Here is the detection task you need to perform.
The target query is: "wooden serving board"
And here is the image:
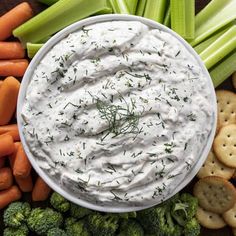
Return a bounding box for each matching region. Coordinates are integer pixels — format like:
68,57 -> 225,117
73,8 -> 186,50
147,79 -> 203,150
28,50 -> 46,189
0,0 -> 234,235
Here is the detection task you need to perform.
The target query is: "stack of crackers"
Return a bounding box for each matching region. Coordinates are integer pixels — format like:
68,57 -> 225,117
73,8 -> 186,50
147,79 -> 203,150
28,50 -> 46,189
193,88 -> 236,235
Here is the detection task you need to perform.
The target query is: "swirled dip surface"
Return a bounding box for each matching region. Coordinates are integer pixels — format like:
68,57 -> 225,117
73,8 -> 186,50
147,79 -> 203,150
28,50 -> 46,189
22,21 -> 214,206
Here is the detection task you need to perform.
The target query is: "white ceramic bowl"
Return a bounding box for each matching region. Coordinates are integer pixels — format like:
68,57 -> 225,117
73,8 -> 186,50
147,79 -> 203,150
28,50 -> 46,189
17,14 -> 217,213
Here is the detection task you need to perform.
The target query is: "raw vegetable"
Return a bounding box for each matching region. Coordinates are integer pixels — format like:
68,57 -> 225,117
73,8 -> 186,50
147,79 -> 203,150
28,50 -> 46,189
163,3 -> 171,27
0,185 -> 22,210
210,50 -> 236,87
13,0 -> 112,46
0,80 -> 3,88
3,224 -> 29,236
15,175 -> 33,193
70,202 -> 92,219
26,43 -> 43,58
0,135 -> 15,158
32,176 -> 51,201
118,219 -> 144,236
39,0 -> 59,5
9,142 -> 20,168
183,218 -> 201,236
50,192 -> 70,213
0,77 -> 20,125
3,202 -> 31,228
135,0 -> 147,16
0,168 -> 13,191
0,60 -> 29,77
0,2 -> 33,40
109,0 -> 130,14
66,220 -> 91,236
0,158 -> 5,169
126,0 -> 138,15
199,25 -> 236,69
170,0 -> 195,39
0,124 -> 20,141
47,228 -> 67,236
27,207 -> 63,235
0,42 -> 25,59
13,143 -> 31,178
144,0 -> 167,24
190,0 -> 236,46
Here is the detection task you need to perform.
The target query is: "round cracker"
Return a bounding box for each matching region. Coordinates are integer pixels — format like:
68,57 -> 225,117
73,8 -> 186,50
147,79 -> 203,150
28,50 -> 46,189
223,203 -> 236,228
216,90 -> 236,127
197,150 -> 235,180
214,124 -> 236,168
193,176 -> 236,214
233,72 -> 236,90
196,206 -> 226,229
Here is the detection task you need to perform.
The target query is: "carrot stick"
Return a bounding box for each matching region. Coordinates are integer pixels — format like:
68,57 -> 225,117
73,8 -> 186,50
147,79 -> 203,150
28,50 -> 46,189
15,174 -> 33,192
0,80 -> 3,88
0,59 -> 29,77
0,158 -> 5,168
0,42 -> 25,59
0,185 -> 21,209
0,167 -> 13,190
8,142 -> 20,168
13,143 -> 31,178
32,176 -> 51,201
0,124 -> 20,141
0,76 -> 20,125
0,134 -> 14,158
0,2 -> 33,41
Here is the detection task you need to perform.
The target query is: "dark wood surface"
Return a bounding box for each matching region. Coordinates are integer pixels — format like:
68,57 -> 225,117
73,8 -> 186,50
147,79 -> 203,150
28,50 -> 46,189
0,0 -> 234,235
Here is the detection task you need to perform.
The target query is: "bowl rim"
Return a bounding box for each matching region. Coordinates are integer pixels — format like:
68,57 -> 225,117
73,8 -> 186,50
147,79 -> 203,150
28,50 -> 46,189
17,14 -> 217,213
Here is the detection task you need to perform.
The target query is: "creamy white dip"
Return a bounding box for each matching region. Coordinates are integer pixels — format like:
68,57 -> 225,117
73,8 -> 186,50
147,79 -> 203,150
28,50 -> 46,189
22,21 -> 214,206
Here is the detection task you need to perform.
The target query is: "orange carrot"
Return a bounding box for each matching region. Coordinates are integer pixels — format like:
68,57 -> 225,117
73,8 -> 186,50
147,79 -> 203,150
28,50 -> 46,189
0,59 -> 28,77
0,80 -> 3,88
8,142 -> 20,168
15,174 -> 33,192
0,124 -> 20,141
0,42 -> 25,59
0,157 -> 5,168
0,76 -> 20,125
0,185 -> 21,209
13,143 -> 31,178
32,176 -> 51,201
0,2 -> 33,41
0,134 -> 14,158
0,167 -> 13,190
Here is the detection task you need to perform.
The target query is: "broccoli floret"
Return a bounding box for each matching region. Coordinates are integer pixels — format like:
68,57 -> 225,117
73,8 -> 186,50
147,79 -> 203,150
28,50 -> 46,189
66,219 -> 90,236
50,192 -> 70,213
171,193 -> 198,226
183,218 -> 201,236
86,213 -> 119,236
65,217 -> 77,228
27,207 -> 63,235
70,203 -> 92,219
118,219 -> 144,236
4,202 -> 31,228
117,212 -> 137,219
47,227 -> 67,236
3,224 -> 29,236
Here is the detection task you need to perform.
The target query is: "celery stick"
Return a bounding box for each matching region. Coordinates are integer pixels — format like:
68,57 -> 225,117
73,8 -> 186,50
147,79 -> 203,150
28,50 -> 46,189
170,0 -> 195,40
109,0 -> 130,14
136,0 -> 147,16
210,50 -> 236,88
163,4 -> 171,27
194,23 -> 233,54
38,0 -> 59,5
27,43 -> 44,58
190,0 -> 236,46
200,26 -> 236,69
13,0 -> 111,47
144,0 -> 166,24
126,0 -> 138,15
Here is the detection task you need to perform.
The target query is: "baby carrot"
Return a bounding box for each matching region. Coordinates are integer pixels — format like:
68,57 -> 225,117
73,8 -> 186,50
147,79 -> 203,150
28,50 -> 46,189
0,59 -> 29,77
0,124 -> 20,141
15,174 -> 33,192
0,76 -> 20,125
0,167 -> 13,190
0,80 -> 3,88
0,157 -> 5,168
8,142 -> 20,168
13,143 -> 31,178
0,134 -> 14,158
0,185 -> 21,209
32,176 -> 51,201
0,42 -> 25,59
0,2 -> 33,40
